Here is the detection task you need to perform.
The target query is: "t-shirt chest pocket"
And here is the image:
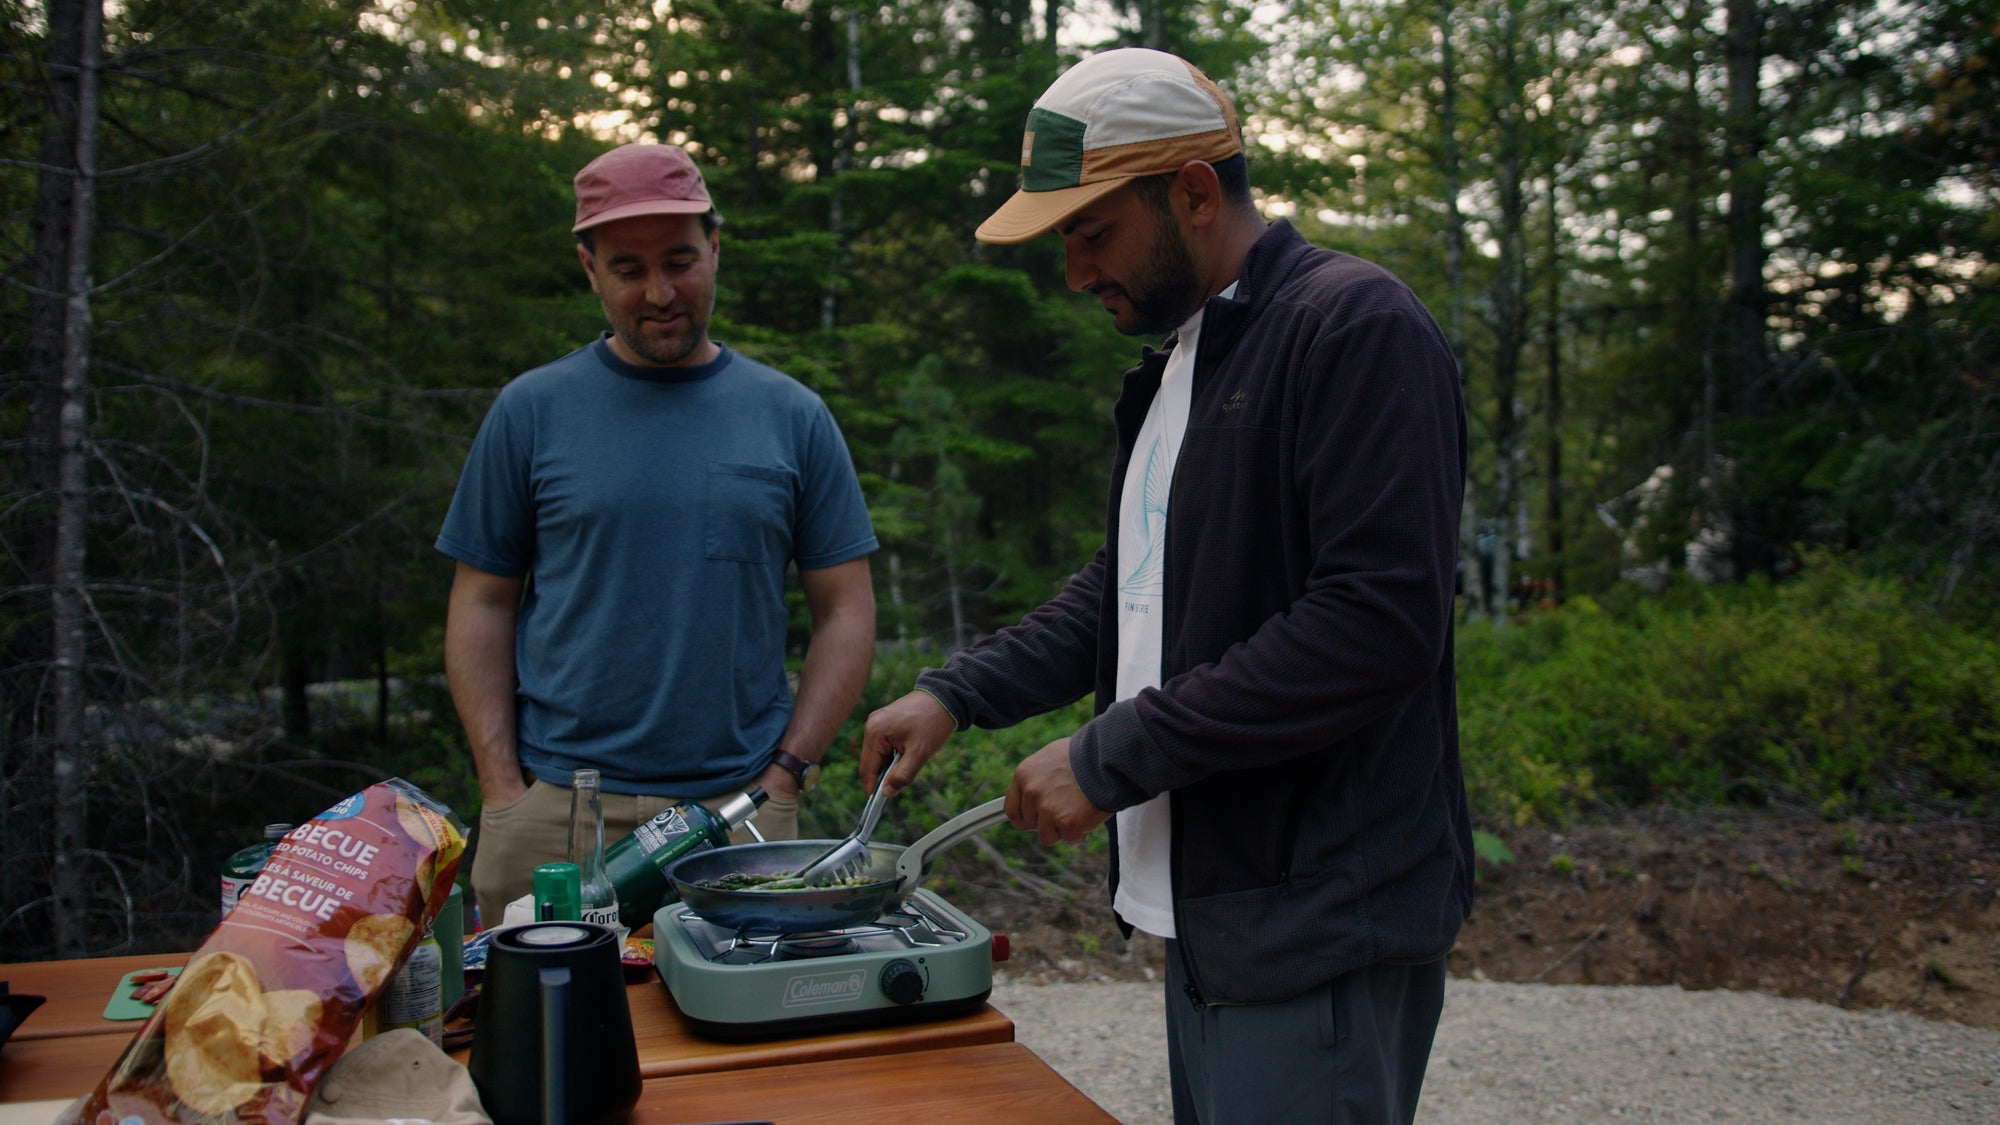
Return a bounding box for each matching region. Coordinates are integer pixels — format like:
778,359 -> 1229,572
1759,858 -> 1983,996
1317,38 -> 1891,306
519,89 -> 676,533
704,461 -> 794,563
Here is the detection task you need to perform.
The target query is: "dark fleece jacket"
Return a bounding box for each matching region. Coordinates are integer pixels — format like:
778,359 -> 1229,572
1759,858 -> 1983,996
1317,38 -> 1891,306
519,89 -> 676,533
917,219 -> 1472,1005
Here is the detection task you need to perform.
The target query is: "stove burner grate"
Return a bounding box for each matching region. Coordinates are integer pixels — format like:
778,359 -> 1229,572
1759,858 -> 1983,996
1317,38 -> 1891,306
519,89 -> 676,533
693,895 -> 976,964
771,933 -> 858,960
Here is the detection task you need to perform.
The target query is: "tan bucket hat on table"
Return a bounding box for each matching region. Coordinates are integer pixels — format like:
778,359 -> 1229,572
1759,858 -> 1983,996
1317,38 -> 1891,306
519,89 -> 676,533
303,1028 -> 492,1125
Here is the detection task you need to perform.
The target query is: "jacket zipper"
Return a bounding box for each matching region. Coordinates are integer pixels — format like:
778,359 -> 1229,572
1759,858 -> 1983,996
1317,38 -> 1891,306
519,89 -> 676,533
1165,304 -> 1226,1014
1168,826 -> 1208,1012
1178,939 -> 1208,1011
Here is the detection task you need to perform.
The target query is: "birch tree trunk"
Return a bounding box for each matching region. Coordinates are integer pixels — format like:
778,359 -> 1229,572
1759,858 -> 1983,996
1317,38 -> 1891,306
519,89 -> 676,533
1438,0 -> 1487,623
945,520 -> 968,653
821,8 -> 861,333
50,0 -> 104,958
1542,170 -> 1565,599
1139,0 -> 1165,49
1674,1 -> 1719,562
1723,0 -> 1770,578
884,459 -> 910,645
1485,0 -> 1531,627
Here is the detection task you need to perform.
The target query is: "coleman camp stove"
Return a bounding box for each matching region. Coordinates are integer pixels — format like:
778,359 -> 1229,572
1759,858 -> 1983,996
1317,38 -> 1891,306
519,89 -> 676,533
653,890 -> 1003,1039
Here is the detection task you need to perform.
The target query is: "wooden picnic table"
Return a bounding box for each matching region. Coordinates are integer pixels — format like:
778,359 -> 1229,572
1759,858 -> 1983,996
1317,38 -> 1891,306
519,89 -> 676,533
0,951 -> 1111,1123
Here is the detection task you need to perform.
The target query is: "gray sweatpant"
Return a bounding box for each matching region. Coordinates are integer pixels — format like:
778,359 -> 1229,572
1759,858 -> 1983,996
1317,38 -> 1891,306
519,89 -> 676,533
1165,940 -> 1446,1124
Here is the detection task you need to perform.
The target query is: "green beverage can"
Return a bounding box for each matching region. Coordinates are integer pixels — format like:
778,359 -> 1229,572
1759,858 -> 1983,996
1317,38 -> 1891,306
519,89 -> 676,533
365,923 -> 444,1045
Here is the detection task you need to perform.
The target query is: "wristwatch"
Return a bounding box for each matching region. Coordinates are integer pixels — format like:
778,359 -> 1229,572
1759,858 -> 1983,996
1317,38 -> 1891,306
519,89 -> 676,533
768,748 -> 820,793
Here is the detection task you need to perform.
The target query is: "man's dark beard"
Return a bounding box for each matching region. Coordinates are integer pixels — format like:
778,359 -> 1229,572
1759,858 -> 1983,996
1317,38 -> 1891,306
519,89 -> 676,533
620,319 -> 705,366
1117,205 -> 1203,338
604,296 -> 712,366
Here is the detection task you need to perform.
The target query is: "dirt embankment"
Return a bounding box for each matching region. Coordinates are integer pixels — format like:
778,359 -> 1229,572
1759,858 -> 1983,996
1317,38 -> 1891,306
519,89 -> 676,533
959,809 -> 2000,1031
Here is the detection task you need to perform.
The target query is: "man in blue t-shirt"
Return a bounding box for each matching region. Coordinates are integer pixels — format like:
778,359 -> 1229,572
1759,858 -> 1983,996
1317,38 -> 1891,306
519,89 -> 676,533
437,143 -> 878,916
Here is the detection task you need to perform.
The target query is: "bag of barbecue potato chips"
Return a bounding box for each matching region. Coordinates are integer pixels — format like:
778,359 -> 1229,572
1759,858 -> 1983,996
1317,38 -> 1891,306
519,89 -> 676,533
63,778 -> 467,1125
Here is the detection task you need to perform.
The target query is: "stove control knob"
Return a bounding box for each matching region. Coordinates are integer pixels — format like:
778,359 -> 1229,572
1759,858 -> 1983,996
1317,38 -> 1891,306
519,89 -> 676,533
879,959 -> 925,1005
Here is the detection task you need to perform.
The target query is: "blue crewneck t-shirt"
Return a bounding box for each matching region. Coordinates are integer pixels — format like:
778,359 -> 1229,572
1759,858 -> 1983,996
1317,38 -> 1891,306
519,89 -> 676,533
437,336 -> 877,796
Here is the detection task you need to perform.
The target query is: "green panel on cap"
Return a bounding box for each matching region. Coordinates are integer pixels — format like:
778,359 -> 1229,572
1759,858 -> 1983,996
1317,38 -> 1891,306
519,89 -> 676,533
1022,107 -> 1086,191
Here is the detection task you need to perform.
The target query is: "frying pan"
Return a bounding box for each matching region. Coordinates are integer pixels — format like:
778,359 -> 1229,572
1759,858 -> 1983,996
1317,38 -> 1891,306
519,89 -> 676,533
663,797 -> 1007,932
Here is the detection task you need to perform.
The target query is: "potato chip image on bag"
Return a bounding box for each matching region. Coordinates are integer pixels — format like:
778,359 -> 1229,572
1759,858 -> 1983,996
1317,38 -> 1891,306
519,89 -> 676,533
62,778 -> 466,1124
257,989 -> 323,1071
159,951 -> 267,1115
343,913 -> 415,994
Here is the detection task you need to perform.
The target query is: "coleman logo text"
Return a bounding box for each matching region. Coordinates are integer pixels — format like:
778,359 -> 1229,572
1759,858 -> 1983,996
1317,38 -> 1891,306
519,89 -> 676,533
784,970 -> 867,1008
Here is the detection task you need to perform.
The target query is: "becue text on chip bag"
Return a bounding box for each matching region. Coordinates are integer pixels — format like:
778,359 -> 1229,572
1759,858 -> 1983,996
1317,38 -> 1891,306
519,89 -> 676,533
62,777 -> 465,1124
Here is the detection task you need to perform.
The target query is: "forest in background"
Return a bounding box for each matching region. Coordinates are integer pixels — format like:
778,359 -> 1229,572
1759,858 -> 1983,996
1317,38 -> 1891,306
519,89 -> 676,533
3,0 -> 1994,959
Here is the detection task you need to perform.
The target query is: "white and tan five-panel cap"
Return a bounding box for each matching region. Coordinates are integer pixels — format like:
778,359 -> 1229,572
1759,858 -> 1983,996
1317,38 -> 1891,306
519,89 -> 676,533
974,48 -> 1243,245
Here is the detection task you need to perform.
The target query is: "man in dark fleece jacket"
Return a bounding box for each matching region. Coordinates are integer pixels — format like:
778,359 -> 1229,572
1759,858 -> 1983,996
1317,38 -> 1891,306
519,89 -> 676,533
861,48 -> 1471,1125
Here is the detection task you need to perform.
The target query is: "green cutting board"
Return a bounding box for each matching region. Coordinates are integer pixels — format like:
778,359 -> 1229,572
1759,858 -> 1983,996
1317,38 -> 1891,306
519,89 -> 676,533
103,966 -> 181,1021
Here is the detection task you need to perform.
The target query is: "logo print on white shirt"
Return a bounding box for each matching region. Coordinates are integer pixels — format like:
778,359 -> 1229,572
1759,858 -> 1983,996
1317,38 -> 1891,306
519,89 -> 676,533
1120,437 -> 1172,596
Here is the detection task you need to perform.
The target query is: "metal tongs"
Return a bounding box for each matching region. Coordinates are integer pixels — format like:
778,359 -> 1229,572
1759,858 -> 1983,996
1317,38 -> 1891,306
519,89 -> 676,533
796,750 -> 899,885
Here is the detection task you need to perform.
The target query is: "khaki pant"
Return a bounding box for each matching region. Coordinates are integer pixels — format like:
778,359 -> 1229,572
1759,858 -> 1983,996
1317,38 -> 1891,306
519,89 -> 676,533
468,779 -> 798,925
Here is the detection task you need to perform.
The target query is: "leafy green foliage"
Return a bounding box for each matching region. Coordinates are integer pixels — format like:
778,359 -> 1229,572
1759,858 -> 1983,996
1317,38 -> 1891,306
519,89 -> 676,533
798,646 -> 1102,885
1469,828 -> 1515,881
1458,555 -> 2000,827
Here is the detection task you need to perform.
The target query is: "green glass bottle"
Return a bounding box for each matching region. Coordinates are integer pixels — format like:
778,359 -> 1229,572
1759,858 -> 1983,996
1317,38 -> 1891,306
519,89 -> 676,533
219,822 -> 294,919
603,787 -> 766,930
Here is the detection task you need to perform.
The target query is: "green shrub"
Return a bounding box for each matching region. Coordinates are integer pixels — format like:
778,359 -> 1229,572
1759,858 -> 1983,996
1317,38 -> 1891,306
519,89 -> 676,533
1457,553 -> 2000,827
802,645 -> 1103,882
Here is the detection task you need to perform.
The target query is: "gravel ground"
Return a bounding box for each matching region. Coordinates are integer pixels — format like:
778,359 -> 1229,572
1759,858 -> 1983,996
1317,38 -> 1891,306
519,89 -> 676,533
990,975 -> 2000,1124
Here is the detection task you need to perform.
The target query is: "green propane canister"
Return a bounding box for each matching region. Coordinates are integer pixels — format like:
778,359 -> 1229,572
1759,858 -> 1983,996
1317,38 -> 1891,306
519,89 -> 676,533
220,822 -> 295,920
603,787 -> 767,932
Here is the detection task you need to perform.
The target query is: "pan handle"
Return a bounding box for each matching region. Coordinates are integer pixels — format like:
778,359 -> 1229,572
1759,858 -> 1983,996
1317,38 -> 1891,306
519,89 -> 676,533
894,797 -> 1008,897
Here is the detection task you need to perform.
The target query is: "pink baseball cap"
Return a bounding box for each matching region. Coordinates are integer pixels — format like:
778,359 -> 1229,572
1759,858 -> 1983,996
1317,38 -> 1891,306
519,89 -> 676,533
572,144 -> 713,233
